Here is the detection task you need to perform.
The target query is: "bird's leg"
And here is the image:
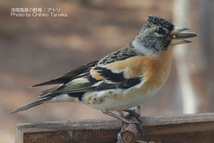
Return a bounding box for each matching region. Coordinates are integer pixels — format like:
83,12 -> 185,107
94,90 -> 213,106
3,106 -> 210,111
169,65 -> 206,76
101,110 -> 133,124
118,111 -> 124,118
123,106 -> 142,123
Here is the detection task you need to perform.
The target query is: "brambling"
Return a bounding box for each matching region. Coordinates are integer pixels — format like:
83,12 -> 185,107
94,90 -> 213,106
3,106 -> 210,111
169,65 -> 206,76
11,15 -> 197,123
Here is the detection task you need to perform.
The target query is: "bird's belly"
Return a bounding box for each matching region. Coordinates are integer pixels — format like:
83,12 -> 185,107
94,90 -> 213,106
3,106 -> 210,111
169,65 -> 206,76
81,85 -> 162,111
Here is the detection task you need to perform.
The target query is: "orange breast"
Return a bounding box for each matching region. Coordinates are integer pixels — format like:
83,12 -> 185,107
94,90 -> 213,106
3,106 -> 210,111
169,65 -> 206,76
139,48 -> 173,94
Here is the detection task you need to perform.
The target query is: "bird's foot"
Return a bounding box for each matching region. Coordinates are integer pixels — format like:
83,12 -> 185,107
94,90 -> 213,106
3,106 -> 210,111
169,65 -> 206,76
102,110 -> 135,124
123,106 -> 142,124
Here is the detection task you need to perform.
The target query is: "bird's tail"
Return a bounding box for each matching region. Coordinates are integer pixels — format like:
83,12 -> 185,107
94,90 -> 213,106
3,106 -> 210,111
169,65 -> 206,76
10,96 -> 52,114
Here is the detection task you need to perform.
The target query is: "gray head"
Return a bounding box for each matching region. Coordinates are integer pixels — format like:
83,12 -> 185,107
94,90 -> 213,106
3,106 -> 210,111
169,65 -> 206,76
131,15 -> 197,54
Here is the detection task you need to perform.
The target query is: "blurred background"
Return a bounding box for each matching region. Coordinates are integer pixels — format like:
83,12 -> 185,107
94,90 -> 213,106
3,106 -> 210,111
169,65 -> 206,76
0,0 -> 213,142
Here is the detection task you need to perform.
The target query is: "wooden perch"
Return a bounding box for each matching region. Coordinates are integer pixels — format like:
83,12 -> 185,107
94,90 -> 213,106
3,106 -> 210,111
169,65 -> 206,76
16,113 -> 214,143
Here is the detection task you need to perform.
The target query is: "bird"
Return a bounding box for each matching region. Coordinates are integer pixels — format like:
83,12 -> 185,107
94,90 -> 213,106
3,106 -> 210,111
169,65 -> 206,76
11,15 -> 197,123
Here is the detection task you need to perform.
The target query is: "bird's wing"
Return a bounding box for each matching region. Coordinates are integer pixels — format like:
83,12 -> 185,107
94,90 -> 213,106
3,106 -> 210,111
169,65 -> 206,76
35,47 -> 145,97
52,48 -> 145,95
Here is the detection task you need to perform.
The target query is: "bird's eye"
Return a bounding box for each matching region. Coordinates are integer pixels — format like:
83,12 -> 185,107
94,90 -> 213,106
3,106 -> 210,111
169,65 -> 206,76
156,28 -> 166,35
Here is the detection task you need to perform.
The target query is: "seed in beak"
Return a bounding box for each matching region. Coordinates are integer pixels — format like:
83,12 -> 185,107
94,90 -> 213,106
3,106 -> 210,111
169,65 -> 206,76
169,34 -> 176,40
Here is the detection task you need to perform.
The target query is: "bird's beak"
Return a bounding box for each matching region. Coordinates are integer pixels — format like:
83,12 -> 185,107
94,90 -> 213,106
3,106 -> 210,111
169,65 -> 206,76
169,27 -> 197,45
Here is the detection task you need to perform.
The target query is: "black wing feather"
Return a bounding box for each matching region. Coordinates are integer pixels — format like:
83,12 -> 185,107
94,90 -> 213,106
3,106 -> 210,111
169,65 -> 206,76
95,78 -> 141,90
32,60 -> 98,87
94,67 -> 125,82
117,78 -> 141,89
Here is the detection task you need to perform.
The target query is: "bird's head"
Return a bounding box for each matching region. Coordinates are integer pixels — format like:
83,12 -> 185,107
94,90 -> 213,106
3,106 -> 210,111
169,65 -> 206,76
131,15 -> 197,54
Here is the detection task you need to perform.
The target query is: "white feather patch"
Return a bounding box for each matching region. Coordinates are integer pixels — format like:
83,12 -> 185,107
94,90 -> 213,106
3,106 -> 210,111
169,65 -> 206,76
71,78 -> 89,84
91,81 -> 103,87
47,94 -> 76,102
